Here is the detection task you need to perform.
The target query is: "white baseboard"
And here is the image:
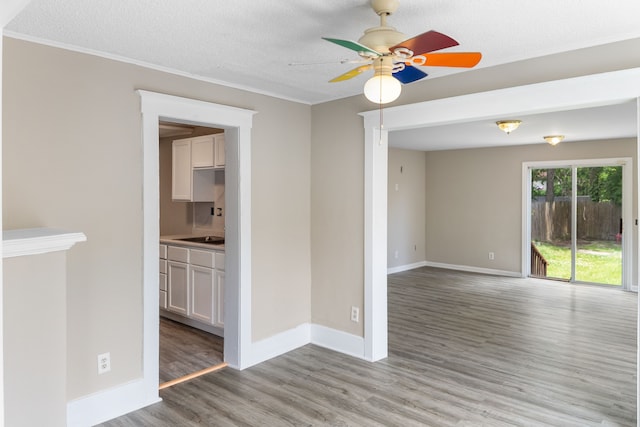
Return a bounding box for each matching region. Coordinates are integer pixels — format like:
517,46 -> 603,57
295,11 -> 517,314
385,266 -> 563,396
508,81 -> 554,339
67,322 -> 366,425
246,323 -> 310,368
387,261 -> 427,275
67,378 -> 160,427
424,261 -> 522,278
310,324 -> 365,359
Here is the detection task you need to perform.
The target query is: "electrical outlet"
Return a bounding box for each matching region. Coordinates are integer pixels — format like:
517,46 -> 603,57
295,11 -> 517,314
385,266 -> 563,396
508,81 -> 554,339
97,352 -> 111,374
488,252 -> 495,260
394,250 -> 399,259
350,306 -> 360,323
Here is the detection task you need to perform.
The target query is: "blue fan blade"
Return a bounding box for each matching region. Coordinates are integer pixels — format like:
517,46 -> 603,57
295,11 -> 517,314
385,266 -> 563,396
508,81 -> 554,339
393,65 -> 428,84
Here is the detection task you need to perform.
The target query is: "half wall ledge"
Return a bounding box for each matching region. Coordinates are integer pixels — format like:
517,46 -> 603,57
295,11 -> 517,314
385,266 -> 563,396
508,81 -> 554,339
3,227 -> 86,258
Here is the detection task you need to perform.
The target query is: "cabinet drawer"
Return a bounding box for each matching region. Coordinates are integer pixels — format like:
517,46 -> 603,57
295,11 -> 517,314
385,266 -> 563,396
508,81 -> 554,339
159,290 -> 167,309
168,245 -> 189,263
159,273 -> 167,291
159,244 -> 167,259
190,249 -> 214,268
215,252 -> 225,271
159,259 -> 167,274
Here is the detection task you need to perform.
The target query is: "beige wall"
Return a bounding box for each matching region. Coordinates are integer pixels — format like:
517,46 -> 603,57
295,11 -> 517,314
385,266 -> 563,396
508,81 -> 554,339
424,139 -> 637,273
2,37 -> 312,399
387,148 -> 426,268
310,100 -> 367,335
4,251 -> 67,427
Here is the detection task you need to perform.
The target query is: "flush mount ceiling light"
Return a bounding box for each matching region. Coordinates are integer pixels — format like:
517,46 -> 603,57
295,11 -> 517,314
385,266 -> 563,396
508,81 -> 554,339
544,135 -> 565,146
496,120 -> 522,134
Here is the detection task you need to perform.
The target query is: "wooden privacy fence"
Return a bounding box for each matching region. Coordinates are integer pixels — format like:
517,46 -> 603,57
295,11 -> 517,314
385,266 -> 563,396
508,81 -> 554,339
531,198 -> 621,242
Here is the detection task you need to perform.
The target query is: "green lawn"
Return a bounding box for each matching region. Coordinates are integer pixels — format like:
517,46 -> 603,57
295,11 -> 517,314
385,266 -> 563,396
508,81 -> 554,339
533,240 -> 622,285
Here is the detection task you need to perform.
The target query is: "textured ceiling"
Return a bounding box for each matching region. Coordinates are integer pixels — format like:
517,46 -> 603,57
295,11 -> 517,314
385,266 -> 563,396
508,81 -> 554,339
6,0 -> 640,105
5,0 -> 639,151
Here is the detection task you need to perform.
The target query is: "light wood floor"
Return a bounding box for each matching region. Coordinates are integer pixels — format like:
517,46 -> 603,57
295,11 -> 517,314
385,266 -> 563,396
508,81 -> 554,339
101,267 -> 637,426
159,317 -> 224,384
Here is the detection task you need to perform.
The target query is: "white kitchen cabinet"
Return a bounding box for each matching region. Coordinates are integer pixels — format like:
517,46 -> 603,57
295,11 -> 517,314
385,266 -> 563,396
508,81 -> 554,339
190,265 -> 214,324
159,244 -> 167,309
167,261 -> 189,315
161,243 -> 225,333
213,270 -> 225,328
171,139 -> 192,201
191,135 -> 215,168
171,134 -> 224,202
214,134 -> 225,168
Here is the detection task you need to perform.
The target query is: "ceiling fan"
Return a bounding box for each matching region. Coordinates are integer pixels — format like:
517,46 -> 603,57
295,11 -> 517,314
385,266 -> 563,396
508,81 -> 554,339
323,0 -> 482,104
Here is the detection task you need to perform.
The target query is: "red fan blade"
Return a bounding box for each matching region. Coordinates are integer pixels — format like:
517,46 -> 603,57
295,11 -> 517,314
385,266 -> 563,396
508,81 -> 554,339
407,52 -> 482,68
390,30 -> 459,56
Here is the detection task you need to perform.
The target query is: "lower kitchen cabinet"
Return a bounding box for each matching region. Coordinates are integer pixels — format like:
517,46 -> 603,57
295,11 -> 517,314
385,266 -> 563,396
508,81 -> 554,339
190,265 -> 214,324
160,242 -> 224,335
167,261 -> 189,316
214,270 -> 225,328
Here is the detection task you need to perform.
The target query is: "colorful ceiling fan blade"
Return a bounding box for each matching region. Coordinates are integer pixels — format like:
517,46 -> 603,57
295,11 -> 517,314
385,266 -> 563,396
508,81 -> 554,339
390,30 -> 459,57
408,52 -> 482,68
392,65 -> 428,84
322,37 -> 381,58
329,64 -> 373,82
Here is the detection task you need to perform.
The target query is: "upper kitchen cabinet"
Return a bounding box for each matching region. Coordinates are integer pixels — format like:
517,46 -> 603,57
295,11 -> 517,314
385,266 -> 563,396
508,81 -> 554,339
172,134 -> 225,202
214,134 -> 225,168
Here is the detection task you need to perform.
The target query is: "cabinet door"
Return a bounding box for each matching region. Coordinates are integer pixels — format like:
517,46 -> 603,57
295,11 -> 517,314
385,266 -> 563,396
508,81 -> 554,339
213,270 -> 225,328
214,134 -> 225,168
167,261 -> 189,316
191,135 -> 215,168
190,265 -> 214,324
171,140 -> 192,201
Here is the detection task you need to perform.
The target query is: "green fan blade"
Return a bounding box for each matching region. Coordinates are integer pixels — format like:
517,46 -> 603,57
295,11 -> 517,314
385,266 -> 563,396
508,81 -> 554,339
322,37 -> 380,57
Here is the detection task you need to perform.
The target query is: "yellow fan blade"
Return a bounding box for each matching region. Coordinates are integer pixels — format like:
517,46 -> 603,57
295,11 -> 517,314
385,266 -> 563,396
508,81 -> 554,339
329,64 -> 372,82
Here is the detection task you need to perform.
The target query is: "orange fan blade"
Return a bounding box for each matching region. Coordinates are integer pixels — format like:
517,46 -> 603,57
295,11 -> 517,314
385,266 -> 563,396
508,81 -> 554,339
407,52 -> 482,68
329,64 -> 372,82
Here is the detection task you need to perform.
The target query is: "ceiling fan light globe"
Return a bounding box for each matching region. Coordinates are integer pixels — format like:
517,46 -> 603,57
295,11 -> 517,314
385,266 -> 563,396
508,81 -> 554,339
364,75 -> 401,104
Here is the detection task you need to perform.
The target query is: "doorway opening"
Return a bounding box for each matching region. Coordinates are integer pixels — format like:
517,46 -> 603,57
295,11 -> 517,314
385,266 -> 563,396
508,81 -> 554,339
158,121 -> 227,388
525,159 -> 632,289
138,90 -> 254,407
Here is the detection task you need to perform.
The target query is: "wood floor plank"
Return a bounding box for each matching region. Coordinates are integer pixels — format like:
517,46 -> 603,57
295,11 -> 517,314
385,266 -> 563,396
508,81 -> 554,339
100,267 -> 637,426
159,317 -> 224,384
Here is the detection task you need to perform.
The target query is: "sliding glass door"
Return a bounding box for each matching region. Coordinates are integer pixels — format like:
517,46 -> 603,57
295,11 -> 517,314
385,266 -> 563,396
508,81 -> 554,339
528,162 -> 626,287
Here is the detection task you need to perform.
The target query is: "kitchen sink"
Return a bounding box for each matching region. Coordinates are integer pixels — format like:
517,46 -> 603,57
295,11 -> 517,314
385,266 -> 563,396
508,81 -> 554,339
177,236 -> 224,245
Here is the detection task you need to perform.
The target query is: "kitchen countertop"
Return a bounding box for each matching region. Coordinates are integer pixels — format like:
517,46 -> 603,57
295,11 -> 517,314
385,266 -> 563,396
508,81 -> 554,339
160,234 -> 225,250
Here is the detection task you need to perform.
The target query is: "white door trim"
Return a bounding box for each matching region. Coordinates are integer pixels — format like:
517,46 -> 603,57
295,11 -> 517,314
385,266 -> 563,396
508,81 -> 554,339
137,90 -> 255,388
522,158 -> 633,289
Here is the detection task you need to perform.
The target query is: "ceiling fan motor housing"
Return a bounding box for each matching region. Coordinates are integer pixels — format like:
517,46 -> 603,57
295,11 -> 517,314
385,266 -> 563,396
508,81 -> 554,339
358,26 -> 407,55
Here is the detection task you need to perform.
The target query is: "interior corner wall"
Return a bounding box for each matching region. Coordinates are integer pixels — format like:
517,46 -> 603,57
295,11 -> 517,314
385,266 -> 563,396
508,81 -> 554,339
2,36 -> 312,401
387,148 -> 426,269
422,138 -> 638,276
310,99 -> 370,337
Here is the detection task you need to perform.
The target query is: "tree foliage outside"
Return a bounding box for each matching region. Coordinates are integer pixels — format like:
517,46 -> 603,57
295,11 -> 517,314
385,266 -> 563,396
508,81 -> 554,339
532,166 -> 622,205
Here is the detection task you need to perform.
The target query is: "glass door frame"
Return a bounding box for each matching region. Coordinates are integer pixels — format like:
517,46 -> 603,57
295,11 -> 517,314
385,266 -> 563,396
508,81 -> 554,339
522,157 -> 634,290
